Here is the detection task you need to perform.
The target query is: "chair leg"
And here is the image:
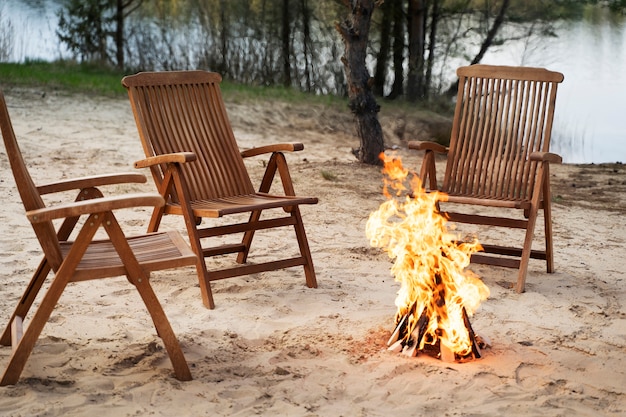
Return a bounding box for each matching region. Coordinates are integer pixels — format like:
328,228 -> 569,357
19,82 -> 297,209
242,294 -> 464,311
1,270 -> 72,386
184,222 -> 215,309
0,258 -> 51,346
132,277 -> 192,381
237,210 -> 261,264
103,212 -> 192,380
420,150 -> 438,191
542,169 -> 555,273
147,206 -> 164,233
260,151 -> 316,287
0,213 -> 99,386
239,207 -> 316,288
166,165 -> 216,309
516,206 -> 540,293
235,152 -> 280,264
1,209 -> 84,346
544,206 -> 555,273
292,207 -> 317,288
195,260 -> 216,310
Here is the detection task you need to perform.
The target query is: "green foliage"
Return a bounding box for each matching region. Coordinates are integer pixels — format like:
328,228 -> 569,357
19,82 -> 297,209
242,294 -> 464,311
8,0 -> 622,101
602,0 -> 626,12
57,0 -> 115,66
0,61 -> 126,96
0,61 -> 347,109
321,170 -> 338,181
507,0 -> 589,21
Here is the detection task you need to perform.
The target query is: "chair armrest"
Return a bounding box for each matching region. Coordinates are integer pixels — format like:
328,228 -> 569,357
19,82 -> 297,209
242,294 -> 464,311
241,143 -> 304,158
408,140 -> 448,153
26,193 -> 165,223
36,173 -> 147,195
134,152 -> 197,168
530,151 -> 562,164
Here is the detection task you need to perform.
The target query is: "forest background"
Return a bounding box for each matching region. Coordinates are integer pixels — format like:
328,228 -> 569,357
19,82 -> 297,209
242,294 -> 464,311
2,0 -> 622,100
1,0 -> 625,163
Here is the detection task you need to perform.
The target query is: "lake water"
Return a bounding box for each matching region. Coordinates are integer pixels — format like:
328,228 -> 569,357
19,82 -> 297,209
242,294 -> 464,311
2,0 -> 625,164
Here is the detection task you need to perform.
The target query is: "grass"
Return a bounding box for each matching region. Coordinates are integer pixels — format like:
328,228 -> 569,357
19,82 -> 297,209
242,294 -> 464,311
0,61 -> 128,96
0,60 -> 346,110
321,170 -> 338,181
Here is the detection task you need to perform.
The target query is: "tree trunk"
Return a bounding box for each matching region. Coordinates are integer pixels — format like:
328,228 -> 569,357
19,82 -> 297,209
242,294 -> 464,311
424,0 -> 441,98
301,0 -> 312,92
406,0 -> 427,101
114,0 -> 124,70
389,0 -> 404,99
336,0 -> 385,166
282,0 -> 292,87
373,0 -> 394,97
116,0 -> 143,70
219,0 -> 229,76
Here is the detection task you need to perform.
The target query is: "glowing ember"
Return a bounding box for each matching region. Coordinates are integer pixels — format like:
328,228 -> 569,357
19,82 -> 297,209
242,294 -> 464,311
366,153 -> 489,360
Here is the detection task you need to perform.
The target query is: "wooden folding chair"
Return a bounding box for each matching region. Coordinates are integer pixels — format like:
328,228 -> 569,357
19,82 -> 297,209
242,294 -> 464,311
409,65 -> 564,292
0,91 -> 197,385
122,71 -> 318,309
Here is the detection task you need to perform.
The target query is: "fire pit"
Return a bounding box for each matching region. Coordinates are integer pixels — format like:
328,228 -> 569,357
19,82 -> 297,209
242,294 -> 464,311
366,154 -> 490,362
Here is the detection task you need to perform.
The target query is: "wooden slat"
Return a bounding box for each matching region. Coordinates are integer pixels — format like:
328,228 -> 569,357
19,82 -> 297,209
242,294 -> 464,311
444,212 -> 528,229
470,254 -> 521,269
207,257 -> 307,281
10,316 -> 23,353
479,244 -> 547,260
163,193 -> 317,218
197,216 -> 297,238
202,243 -> 247,257
65,231 -> 197,281
445,193 -> 531,209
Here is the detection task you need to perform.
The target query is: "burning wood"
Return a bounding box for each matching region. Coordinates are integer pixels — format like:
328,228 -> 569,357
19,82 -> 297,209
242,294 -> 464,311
366,154 -> 490,362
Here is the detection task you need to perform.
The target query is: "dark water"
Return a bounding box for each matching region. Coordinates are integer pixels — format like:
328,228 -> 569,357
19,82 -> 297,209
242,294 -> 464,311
481,13 -> 626,164
2,0 -> 625,164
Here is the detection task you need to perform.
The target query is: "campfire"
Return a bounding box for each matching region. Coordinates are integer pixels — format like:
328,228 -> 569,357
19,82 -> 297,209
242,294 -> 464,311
366,154 -> 490,362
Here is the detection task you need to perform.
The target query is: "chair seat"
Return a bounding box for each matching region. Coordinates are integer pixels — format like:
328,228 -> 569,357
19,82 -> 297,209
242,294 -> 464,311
166,193 -> 318,217
62,231 -> 197,281
444,193 -> 532,210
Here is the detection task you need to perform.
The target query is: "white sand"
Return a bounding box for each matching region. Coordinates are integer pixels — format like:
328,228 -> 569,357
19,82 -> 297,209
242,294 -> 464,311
0,88 -> 624,416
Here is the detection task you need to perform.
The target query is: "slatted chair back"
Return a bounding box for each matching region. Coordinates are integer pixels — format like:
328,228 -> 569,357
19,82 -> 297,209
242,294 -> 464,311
408,65 -> 564,293
123,71 -> 255,202
0,92 -> 63,270
444,65 -> 563,203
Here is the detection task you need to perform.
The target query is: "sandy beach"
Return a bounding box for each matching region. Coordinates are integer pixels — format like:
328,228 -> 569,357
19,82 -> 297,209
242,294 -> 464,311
0,87 -> 624,416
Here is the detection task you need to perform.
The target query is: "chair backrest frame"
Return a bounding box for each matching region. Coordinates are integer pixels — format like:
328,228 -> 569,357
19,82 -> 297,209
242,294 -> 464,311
444,65 -> 564,201
123,71 -> 256,202
0,92 -> 64,270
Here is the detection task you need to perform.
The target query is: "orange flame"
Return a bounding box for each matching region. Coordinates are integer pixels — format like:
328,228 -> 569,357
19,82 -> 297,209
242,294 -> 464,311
366,153 -> 489,358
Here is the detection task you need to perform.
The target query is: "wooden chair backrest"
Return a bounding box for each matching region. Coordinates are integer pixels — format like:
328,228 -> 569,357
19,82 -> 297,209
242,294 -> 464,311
0,92 -> 64,270
444,65 -> 564,201
123,71 -> 256,201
